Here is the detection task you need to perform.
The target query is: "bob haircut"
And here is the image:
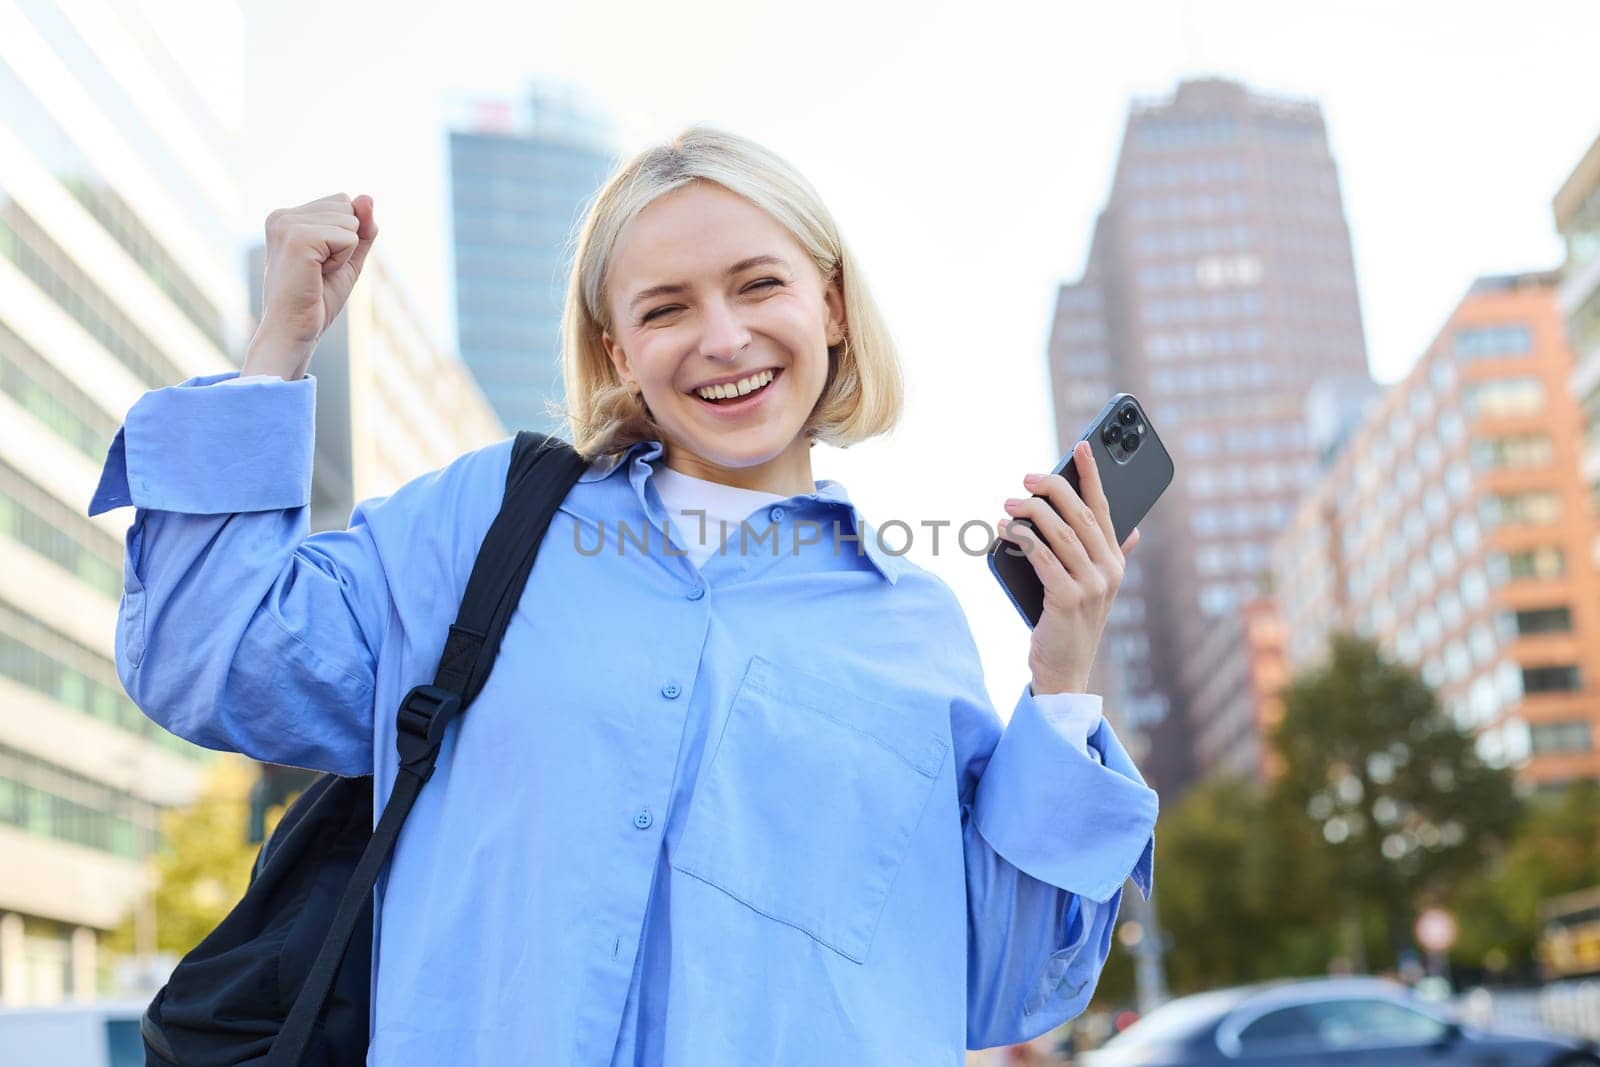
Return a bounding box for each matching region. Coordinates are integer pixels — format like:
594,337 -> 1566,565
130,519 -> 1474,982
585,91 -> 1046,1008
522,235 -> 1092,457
556,125 -> 904,461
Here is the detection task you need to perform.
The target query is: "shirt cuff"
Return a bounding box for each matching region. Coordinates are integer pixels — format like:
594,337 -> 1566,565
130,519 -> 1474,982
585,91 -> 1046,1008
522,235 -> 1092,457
88,372 -> 317,516
973,683 -> 1158,903
1028,689 -> 1104,753
215,374 -> 284,386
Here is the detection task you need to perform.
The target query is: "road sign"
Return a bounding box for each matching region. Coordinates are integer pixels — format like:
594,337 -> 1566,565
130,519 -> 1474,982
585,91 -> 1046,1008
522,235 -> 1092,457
1415,908 -> 1458,953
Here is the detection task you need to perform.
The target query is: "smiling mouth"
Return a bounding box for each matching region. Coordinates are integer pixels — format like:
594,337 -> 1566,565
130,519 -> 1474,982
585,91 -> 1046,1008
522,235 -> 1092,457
691,367 -> 782,406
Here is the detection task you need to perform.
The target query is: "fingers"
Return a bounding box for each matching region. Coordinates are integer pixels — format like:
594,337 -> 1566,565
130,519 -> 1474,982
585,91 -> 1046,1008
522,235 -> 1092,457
1005,496 -> 1094,578
1068,440 -> 1119,552
293,192 -> 356,213
352,194 -> 377,240
291,212 -> 360,231
347,194 -> 378,276
270,192 -> 375,276
1027,459 -> 1116,565
997,516 -> 1072,598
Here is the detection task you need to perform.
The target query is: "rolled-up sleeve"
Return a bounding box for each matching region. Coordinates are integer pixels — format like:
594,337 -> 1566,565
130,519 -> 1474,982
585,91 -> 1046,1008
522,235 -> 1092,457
974,687 -> 1156,903
90,372 -> 315,517
88,372 -> 387,774
958,677 -> 1158,1050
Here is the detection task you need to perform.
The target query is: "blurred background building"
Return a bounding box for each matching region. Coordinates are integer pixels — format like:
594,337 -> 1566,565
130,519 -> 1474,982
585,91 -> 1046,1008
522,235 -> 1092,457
446,79 -> 616,436
1556,134 -> 1600,553
0,0 -> 247,1003
1047,77 -> 1375,795
1274,271 -> 1600,791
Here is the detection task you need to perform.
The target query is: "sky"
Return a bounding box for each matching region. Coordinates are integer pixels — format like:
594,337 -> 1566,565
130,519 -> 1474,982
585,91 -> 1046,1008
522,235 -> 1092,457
221,0 -> 1600,717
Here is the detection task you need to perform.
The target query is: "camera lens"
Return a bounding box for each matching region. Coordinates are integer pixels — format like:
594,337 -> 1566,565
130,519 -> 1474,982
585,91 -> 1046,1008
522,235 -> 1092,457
1119,405 -> 1138,425
1124,432 -> 1142,452
1102,424 -> 1123,446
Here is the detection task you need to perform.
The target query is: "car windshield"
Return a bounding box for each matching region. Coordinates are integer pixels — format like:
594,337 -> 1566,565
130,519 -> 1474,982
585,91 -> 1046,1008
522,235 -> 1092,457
1101,989 -> 1248,1047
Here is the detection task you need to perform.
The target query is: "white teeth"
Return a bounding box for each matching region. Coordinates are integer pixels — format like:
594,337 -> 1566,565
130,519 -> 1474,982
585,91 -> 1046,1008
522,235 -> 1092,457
696,369 -> 774,401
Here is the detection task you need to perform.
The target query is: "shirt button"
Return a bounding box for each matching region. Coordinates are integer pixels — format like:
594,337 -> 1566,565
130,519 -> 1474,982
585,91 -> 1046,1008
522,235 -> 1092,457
768,506 -> 785,522
661,682 -> 681,699
686,586 -> 705,601
633,808 -> 653,830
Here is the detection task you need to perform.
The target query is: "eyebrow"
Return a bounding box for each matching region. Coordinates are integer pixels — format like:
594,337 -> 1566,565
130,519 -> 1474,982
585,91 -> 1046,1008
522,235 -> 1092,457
628,255 -> 791,311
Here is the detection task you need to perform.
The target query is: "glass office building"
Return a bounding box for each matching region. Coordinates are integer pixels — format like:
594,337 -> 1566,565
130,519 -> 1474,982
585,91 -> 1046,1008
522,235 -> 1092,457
447,82 -> 616,436
0,0 -> 247,1002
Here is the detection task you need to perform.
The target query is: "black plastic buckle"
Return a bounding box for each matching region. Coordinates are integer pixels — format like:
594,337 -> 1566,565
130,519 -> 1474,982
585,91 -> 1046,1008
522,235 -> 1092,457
395,684 -> 462,780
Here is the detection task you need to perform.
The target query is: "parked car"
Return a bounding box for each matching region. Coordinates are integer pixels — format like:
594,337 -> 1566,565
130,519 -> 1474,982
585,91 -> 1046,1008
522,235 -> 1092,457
0,1000 -> 147,1067
1080,976 -> 1600,1066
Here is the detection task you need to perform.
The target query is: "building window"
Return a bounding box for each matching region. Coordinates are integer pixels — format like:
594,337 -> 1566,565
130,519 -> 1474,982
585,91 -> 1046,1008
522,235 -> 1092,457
1463,378 -> 1545,418
0,322 -> 117,462
0,462 -> 122,597
1479,491 -> 1562,527
1455,324 -> 1533,359
1512,606 -> 1573,635
1470,622 -> 1497,665
1471,433 -> 1553,471
0,744 -> 157,859
1491,547 -> 1565,581
0,599 -> 201,760
0,205 -> 187,390
1530,721 -> 1594,754
1522,664 -> 1582,693
1199,582 -> 1238,617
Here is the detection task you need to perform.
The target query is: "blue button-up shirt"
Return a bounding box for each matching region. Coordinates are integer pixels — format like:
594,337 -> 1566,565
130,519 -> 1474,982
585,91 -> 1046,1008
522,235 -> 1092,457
90,373 -> 1158,1065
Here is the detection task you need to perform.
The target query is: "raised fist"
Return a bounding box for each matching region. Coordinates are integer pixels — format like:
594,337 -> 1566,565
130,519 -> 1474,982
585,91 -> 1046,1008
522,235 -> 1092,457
245,193 -> 378,379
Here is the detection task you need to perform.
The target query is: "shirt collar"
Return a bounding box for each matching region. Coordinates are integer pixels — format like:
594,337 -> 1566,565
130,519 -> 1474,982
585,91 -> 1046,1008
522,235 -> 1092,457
579,439 -> 906,584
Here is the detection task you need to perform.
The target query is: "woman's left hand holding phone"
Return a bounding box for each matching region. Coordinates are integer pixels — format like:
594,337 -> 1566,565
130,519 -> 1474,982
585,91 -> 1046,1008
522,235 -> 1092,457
998,440 -> 1141,696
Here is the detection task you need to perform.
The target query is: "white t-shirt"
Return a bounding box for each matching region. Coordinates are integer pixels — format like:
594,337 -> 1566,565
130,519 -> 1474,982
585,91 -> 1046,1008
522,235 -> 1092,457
648,463 -> 786,570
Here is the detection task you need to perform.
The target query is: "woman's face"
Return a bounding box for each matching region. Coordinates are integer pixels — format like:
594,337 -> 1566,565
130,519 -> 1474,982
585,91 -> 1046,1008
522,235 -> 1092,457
601,180 -> 845,492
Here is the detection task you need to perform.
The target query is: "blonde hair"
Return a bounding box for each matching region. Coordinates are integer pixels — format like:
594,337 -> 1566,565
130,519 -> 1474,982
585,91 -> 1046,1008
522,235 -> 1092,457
554,126 -> 903,461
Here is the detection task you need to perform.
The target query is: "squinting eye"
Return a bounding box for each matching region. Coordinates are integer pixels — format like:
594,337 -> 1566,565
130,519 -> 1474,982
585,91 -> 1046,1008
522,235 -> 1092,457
641,280 -> 780,324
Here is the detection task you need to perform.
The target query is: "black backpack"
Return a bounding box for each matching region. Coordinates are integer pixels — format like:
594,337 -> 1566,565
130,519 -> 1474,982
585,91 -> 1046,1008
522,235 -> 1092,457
139,430 -> 590,1067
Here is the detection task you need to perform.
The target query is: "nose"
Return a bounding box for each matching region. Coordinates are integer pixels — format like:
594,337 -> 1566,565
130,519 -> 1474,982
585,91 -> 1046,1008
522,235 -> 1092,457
697,295 -> 752,361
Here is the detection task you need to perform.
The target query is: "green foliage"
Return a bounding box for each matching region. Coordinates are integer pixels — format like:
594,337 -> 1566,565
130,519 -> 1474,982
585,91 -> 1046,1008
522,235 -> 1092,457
107,756 -> 278,959
1269,633 -> 1519,966
1449,779 -> 1600,976
1128,775 -> 1340,997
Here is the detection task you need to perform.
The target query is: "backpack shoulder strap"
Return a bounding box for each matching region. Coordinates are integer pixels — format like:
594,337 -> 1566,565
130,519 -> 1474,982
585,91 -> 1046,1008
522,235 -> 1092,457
431,431 -> 590,707
270,431 -> 589,1067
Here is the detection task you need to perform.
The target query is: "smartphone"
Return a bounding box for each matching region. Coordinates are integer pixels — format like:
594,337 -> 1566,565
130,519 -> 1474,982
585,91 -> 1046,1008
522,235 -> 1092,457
987,392 -> 1174,628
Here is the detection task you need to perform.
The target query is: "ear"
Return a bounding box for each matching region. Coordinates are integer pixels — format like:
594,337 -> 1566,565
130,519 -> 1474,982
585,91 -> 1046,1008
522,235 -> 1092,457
601,329 -> 635,389
823,267 -> 847,349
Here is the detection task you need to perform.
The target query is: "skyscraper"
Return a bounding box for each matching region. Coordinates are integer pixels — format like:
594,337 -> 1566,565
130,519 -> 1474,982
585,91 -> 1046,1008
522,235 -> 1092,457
0,0 -> 246,1002
446,80 -> 616,436
1046,78 -> 1373,793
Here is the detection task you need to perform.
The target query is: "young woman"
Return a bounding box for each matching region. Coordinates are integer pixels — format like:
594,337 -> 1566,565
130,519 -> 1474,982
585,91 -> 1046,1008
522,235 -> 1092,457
90,127 -> 1157,1064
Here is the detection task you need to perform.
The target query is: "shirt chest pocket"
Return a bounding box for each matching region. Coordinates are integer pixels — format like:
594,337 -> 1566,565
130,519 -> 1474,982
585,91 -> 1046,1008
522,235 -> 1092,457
670,654 -> 949,964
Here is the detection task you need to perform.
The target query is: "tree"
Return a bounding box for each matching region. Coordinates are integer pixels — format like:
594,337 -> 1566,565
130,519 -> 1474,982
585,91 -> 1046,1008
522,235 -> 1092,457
1450,779 -> 1600,983
1270,632 -> 1519,969
1121,775 -> 1340,997
108,755 -> 278,958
